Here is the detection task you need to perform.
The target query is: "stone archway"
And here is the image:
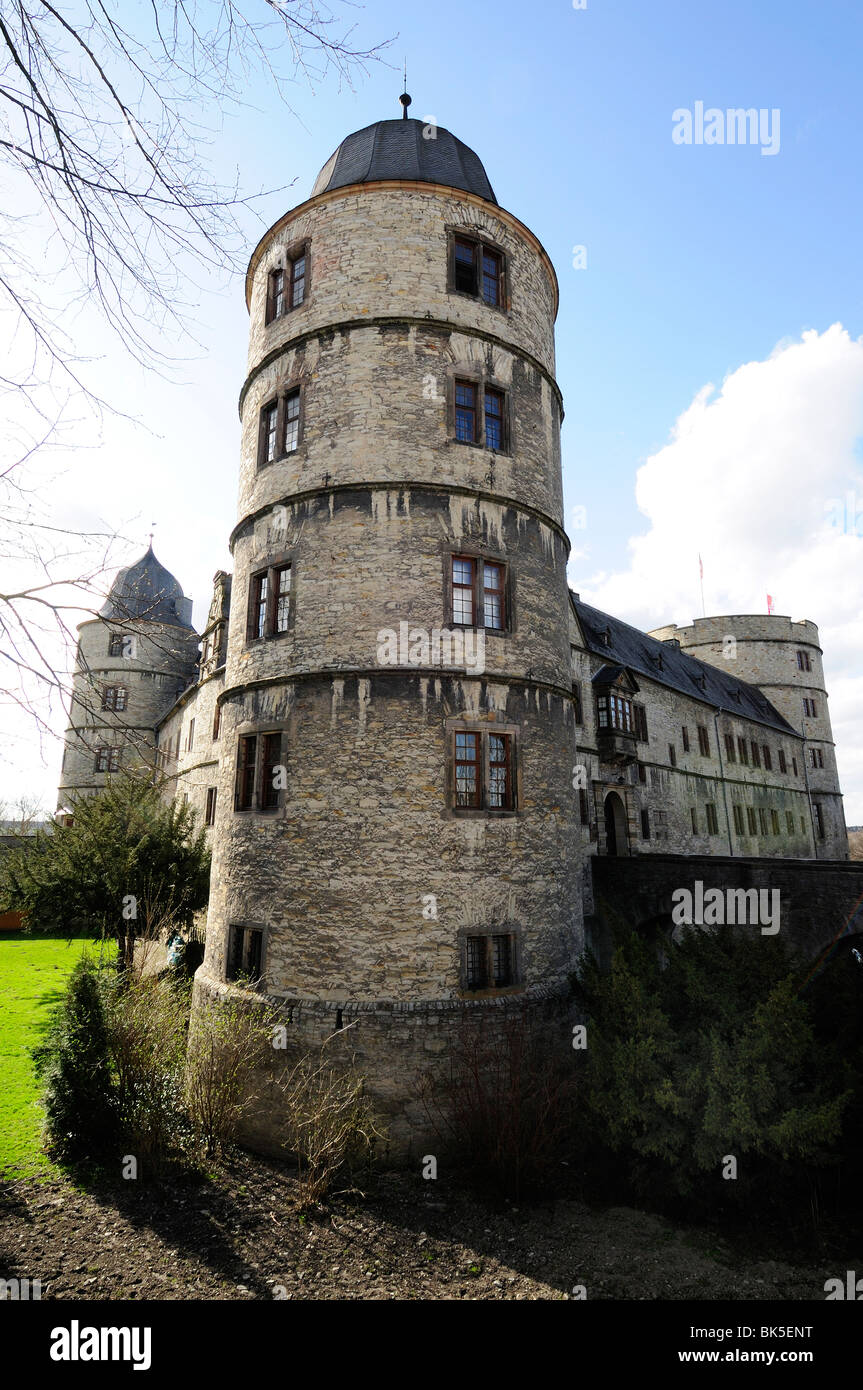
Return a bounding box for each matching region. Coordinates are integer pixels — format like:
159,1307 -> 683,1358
603,791 -> 628,857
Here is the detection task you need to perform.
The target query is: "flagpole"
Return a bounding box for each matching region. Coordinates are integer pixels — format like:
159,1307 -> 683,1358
698,554 -> 706,617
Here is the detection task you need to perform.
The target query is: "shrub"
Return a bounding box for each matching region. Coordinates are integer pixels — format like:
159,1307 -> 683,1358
32,956 -> 118,1161
418,1015 -> 579,1199
185,997 -> 280,1157
102,973 -> 191,1168
277,1030 -> 383,1205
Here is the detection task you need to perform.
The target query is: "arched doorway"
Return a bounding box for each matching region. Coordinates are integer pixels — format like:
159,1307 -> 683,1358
603,791 -> 628,856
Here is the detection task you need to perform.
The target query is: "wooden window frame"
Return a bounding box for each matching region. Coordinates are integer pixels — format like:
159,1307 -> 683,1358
101,685 -> 127,712
265,242 -> 309,325
462,931 -> 518,992
751,740 -> 761,768
247,562 -> 293,642
186,718 -> 195,753
747,806 -> 758,835
452,728 -> 517,815
212,704 -> 221,741
706,803 -> 718,835
810,747 -> 824,769
691,806 -> 699,834
668,742 -> 677,767
108,633 -> 125,657
697,724 -> 710,757
640,808 -> 650,840
226,924 -> 265,983
257,386 -> 303,469
737,737 -> 749,765
449,554 -> 509,632
451,376 -> 510,452
93,746 -> 121,773
205,786 -> 218,827
681,725 -> 690,753
725,733 -> 736,763
234,730 -> 284,814
733,804 -> 745,835
797,650 -> 811,672
778,748 -> 786,773
448,231 -> 507,310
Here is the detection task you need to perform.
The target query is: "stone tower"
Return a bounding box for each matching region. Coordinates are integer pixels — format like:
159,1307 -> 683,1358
193,115 -> 581,1150
648,615 -> 848,859
57,546 -> 199,808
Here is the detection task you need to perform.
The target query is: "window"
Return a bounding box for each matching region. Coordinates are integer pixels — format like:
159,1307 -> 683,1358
751,741 -> 761,768
641,808 -> 650,840
109,633 -> 126,657
454,730 -> 514,811
691,806 -> 699,834
725,733 -> 736,763
737,737 -> 749,765
814,803 -> 825,840
484,388 -> 505,451
634,704 -> 648,741
266,267 -> 284,323
284,388 -> 300,454
786,810 -> 795,834
187,718 -> 195,752
101,686 -> 127,712
290,250 -> 306,307
258,389 -> 301,467
227,925 -> 264,983
205,787 -> 217,827
778,748 -> 787,773
682,726 -> 690,752
733,804 -> 745,834
212,704 -> 221,740
453,378 -> 508,450
572,683 -> 583,724
668,743 -> 677,767
759,808 -> 769,835
762,745 -> 772,771
579,788 -> 590,825
771,809 -> 780,835
797,650 -> 811,672
747,806 -> 758,835
800,814 -> 806,834
597,691 -> 634,734
248,563 -> 292,640
706,803 -> 719,835
810,747 -> 824,769
454,380 -> 477,443
637,763 -> 646,784
464,933 -> 516,990
803,698 -> 818,717
450,556 -> 507,630
94,746 -> 120,773
235,735 -> 257,811
260,732 -> 283,812
697,725 -> 710,756
234,731 -> 282,813
792,756 -> 798,776
452,235 -> 505,307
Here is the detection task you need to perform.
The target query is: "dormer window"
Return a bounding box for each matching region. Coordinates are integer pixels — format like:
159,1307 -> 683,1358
597,691 -> 634,733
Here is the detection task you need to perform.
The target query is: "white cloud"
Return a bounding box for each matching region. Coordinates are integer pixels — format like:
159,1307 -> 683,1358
573,323 -> 863,822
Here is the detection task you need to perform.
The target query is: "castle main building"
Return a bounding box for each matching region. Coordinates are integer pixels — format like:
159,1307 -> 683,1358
57,112 -> 849,1147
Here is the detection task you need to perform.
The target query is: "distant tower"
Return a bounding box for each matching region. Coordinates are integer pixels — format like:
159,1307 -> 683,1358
57,546 -> 199,807
648,615 -> 848,858
194,113 -> 581,1151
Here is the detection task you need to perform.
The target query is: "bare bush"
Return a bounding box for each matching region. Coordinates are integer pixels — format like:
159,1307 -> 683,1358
418,1016 -> 579,1200
276,1028 -> 384,1206
185,994 -> 280,1157
102,972 -> 190,1168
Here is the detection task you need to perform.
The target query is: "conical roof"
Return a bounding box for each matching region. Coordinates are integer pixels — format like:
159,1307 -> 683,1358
99,545 -> 193,628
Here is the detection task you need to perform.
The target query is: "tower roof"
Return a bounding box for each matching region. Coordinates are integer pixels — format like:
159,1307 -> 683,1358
99,545 -> 194,628
311,118 -> 497,204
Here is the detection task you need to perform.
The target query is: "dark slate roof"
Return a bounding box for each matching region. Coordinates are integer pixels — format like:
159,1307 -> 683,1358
99,546 -> 194,629
311,119 -> 497,204
571,594 -> 799,737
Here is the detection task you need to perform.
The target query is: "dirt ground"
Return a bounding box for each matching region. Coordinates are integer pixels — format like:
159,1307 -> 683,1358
0,1154 -> 849,1300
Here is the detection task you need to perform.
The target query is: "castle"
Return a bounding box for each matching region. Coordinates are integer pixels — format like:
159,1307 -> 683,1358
57,109 -> 850,1149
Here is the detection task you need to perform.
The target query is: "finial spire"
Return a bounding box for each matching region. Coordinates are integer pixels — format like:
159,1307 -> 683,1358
148,521 -> 156,549
399,60 -> 411,120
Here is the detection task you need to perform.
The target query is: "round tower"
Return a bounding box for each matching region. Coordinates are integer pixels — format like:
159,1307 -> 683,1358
648,615 -> 848,858
57,546 -> 199,807
194,113 -> 582,1151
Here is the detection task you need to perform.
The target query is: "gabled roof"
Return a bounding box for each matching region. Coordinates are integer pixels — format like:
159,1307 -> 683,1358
571,594 -> 799,737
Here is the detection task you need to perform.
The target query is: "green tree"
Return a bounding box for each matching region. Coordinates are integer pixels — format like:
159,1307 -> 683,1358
0,778 -> 210,968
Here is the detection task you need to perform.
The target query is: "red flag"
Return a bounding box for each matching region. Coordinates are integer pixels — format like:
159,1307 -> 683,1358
767,594 -> 774,614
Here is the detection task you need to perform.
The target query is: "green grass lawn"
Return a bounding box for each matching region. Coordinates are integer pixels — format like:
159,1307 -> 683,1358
0,933 -> 114,1178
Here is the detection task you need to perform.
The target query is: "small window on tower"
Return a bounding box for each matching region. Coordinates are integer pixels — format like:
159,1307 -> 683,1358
284,389 -> 301,454
450,234 -> 506,308
454,380 -> 477,443
227,925 -> 264,983
463,932 -> 517,991
290,250 -> 306,307
484,388 -> 505,451
248,563 -> 292,641
266,268 -> 284,324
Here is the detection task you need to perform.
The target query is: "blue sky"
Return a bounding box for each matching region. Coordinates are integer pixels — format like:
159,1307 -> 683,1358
4,0 -> 863,817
